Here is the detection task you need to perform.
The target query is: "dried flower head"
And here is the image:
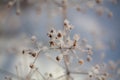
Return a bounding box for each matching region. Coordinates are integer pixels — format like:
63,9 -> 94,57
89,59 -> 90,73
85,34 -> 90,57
64,19 -> 73,30
78,59 -> 84,65
22,50 -> 25,54
49,41 -> 55,47
57,31 -> 63,39
29,64 -> 34,69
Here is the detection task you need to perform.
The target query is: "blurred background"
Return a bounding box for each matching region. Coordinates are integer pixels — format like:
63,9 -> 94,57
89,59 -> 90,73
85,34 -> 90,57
0,0 -> 120,80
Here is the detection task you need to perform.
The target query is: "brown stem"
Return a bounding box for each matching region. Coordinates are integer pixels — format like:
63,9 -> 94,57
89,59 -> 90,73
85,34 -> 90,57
62,0 -> 67,20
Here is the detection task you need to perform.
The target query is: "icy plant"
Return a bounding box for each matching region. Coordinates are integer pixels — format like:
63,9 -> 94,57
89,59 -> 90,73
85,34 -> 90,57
2,0 -> 119,80
3,19 -> 119,80
3,17 -> 120,80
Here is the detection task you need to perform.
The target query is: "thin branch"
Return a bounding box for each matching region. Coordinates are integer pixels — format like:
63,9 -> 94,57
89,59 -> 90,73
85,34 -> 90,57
63,55 -> 69,72
70,71 -> 88,75
54,74 -> 66,80
36,70 -> 46,80
26,49 -> 42,80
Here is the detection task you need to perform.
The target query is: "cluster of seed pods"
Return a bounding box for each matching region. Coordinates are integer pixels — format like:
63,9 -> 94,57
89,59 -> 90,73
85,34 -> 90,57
2,0 -> 119,80
5,19 -> 117,80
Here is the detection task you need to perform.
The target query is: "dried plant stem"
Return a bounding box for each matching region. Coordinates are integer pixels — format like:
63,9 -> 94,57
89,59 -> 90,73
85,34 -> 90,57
15,65 -> 20,80
36,70 -> 46,80
62,0 -> 67,20
27,68 -> 38,80
70,71 -> 88,75
61,50 -> 71,80
26,49 -> 42,80
54,74 -> 66,80
62,0 -> 68,33
63,55 -> 69,72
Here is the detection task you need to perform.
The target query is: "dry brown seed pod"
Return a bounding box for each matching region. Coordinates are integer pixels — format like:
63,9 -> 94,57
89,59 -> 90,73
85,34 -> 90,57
78,59 -> 84,65
64,19 -> 69,27
57,32 -> 62,38
29,64 -> 34,69
47,33 -> 52,38
31,53 -> 36,57
49,41 -> 55,46
73,40 -> 77,47
56,56 -> 60,61
64,22 -> 67,27
49,34 -> 52,38
22,50 -> 25,54
50,29 -> 54,33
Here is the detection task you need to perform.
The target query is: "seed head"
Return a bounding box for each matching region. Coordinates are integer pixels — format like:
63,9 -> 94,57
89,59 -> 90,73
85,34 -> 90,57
73,40 -> 77,48
31,53 -> 36,57
29,64 -> 34,69
56,56 -> 60,61
64,19 -> 73,30
57,31 -> 62,38
49,41 -> 55,46
78,59 -> 84,65
22,50 -> 25,54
